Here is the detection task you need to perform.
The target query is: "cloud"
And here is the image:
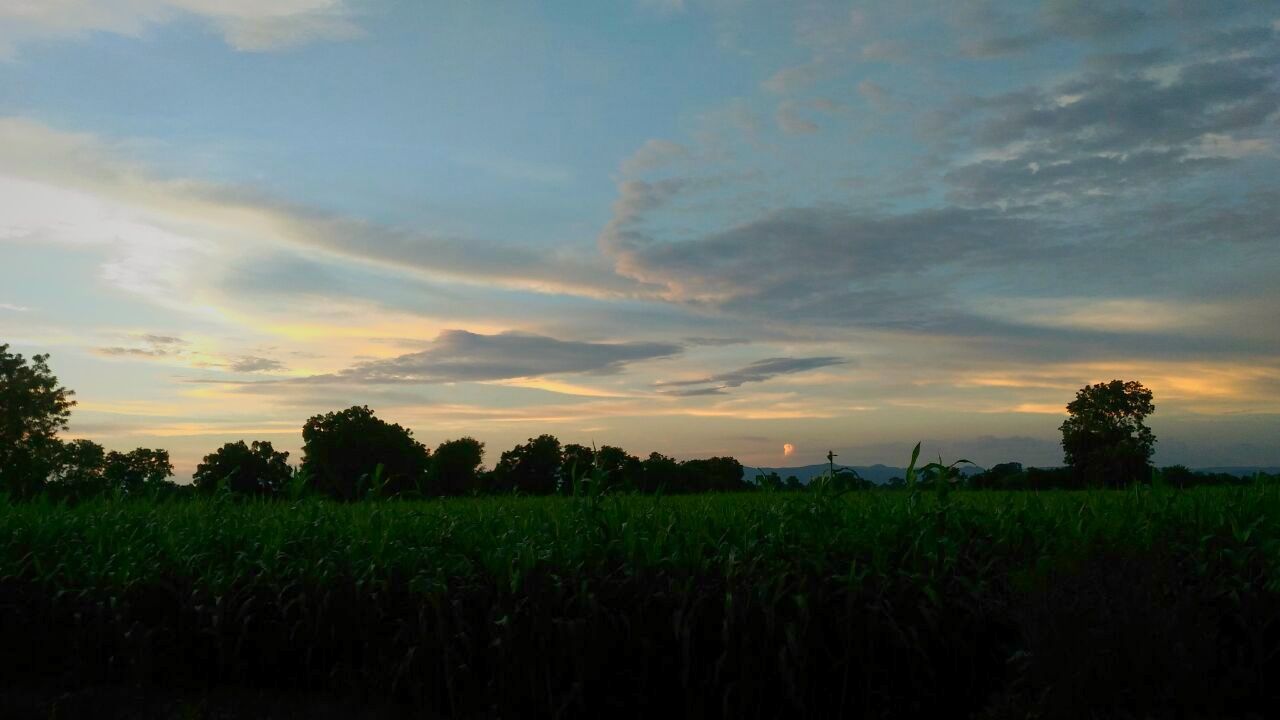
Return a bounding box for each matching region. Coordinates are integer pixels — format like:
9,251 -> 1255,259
857,80 -> 892,111
762,62 -> 825,94
1041,0 -> 1147,40
0,117 -> 640,301
96,346 -> 170,358
606,204 -> 1040,306
943,35 -> 1280,205
683,337 -> 751,347
229,356 -> 286,373
0,303 -> 30,312
658,356 -> 847,394
783,442 -> 795,457
94,333 -> 188,358
0,0 -> 361,57
305,330 -> 683,385
619,139 -> 691,176
775,100 -> 821,135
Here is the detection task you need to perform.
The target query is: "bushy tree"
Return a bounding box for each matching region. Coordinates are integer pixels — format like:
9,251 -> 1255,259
640,452 -> 681,493
301,406 -> 430,500
595,445 -> 642,490
495,435 -> 562,494
1060,380 -> 1156,486
561,443 -> 596,478
194,440 -> 292,496
103,448 -> 175,494
48,438 -> 108,499
0,344 -> 75,498
430,437 -> 485,496
681,456 -> 746,492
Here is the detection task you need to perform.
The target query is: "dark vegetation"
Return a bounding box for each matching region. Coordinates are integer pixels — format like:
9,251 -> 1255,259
3,343 -> 1280,717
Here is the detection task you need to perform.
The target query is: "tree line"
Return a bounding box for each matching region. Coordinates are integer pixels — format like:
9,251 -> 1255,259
0,345 -> 749,501
2,343 -> 1270,501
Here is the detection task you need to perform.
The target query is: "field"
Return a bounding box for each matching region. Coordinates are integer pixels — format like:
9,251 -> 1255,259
3,486 -> 1279,718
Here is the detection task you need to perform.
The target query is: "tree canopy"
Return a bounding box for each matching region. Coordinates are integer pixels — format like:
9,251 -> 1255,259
1060,379 -> 1156,486
0,344 -> 76,498
194,440 -> 292,496
301,406 -> 430,500
430,437 -> 485,496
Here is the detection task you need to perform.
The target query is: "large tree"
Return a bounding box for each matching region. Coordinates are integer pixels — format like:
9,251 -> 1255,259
494,435 -> 562,494
49,438 -> 108,499
194,440 -> 293,496
0,344 -> 75,498
103,448 -> 175,494
301,406 -> 430,500
430,437 -> 485,496
1060,379 -> 1156,486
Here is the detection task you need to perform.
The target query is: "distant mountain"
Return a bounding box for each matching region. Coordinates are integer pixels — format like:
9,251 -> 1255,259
750,464 -> 1279,485
1196,466 -> 1280,477
750,464 -> 915,485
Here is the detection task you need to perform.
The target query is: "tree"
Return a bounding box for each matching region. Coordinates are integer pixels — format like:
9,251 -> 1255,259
194,440 -> 292,496
0,344 -> 75,498
103,448 -> 174,494
682,456 -> 746,492
48,438 -> 107,499
494,435 -> 562,494
595,445 -> 642,490
301,406 -> 430,500
1060,379 -> 1156,487
640,452 -> 681,493
430,437 -> 485,496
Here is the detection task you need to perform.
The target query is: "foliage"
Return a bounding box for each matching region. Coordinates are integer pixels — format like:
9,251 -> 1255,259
48,438 -> 108,499
2,486 -> 1279,717
429,437 -> 485,496
494,434 -> 562,494
0,344 -> 75,498
301,406 -> 430,501
1060,379 -> 1156,486
193,440 -> 293,496
103,447 -> 175,494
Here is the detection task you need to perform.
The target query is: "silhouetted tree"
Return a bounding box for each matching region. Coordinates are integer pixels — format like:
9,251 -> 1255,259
784,475 -> 803,491
640,452 -> 681,493
194,440 -> 292,496
495,434 -> 562,494
301,406 -> 430,500
755,471 -> 784,491
968,461 -> 1024,489
1060,380 -> 1156,486
561,443 -> 596,479
595,445 -> 642,490
0,344 -> 75,498
683,456 -> 747,492
48,438 -> 107,499
430,437 -> 485,496
103,448 -> 174,494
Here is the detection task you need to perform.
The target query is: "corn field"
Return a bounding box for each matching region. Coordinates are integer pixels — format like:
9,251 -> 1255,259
2,485 -> 1279,718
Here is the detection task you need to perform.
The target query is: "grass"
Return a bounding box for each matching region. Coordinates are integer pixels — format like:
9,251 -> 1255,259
2,485 -> 1279,717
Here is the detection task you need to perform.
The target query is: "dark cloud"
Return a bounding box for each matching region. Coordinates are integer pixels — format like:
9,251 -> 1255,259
1042,0 -> 1148,40
229,356 -> 286,373
944,39 -> 1280,205
139,334 -> 186,346
658,356 -> 847,394
95,333 -> 188,358
307,330 -> 683,385
683,337 -> 751,347
96,346 -> 169,358
609,204 -> 1041,307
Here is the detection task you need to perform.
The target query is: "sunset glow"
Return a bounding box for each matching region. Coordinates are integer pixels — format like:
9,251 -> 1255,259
1,1 -> 1277,477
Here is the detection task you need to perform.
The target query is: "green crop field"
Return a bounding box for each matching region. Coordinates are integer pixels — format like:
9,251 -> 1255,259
2,485 -> 1279,718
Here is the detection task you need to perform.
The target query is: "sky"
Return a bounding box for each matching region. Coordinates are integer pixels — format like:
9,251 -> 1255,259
1,0 -> 1278,478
